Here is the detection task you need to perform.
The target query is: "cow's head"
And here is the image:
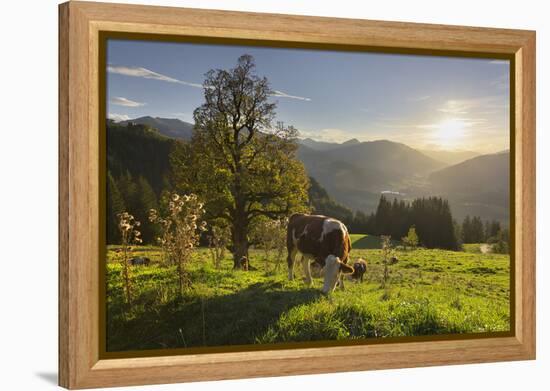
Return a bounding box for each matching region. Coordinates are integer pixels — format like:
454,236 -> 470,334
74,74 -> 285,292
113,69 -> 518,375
321,255 -> 354,294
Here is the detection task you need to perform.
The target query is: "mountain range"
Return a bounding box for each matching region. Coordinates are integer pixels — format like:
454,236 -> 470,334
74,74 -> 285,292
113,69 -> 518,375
297,139 -> 446,213
110,117 -> 510,222
119,116 -> 194,140
429,151 -> 510,222
420,149 -> 480,165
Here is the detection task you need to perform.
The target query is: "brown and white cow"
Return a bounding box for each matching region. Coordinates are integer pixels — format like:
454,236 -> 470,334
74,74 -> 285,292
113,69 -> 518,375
286,213 -> 354,294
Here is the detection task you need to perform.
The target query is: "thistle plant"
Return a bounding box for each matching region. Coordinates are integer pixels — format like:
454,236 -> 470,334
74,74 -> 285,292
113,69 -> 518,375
381,235 -> 394,288
149,193 -> 207,297
117,212 -> 142,305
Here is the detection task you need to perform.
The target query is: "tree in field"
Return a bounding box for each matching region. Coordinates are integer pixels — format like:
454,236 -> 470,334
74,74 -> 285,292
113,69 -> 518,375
402,225 -> 419,251
171,55 -> 309,269
149,193 -> 207,297
117,212 -> 142,305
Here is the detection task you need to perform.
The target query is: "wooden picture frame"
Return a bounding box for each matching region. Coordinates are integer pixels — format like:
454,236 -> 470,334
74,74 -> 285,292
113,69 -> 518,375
59,1 -> 536,389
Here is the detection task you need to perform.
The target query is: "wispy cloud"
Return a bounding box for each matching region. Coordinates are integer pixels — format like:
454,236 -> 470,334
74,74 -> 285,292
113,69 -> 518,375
107,65 -> 204,88
489,60 -> 509,65
271,90 -> 311,101
110,96 -> 146,107
409,95 -> 431,102
109,64 -> 311,102
436,95 -> 508,116
108,113 -> 130,122
437,100 -> 470,115
415,118 -> 486,131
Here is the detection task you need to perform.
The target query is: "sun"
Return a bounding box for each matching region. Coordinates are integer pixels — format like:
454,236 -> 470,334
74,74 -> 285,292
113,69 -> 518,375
434,118 -> 466,148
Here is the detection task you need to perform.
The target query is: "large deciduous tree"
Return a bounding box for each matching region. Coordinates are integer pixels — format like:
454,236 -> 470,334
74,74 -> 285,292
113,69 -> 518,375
171,55 -> 309,268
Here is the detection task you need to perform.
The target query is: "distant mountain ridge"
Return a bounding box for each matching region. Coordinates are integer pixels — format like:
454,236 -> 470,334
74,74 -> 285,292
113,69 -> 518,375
118,116 -> 194,141
111,117 -> 509,222
429,150 -> 509,194
420,149 -> 480,165
297,139 -> 446,212
428,151 -> 510,222
298,138 -> 342,151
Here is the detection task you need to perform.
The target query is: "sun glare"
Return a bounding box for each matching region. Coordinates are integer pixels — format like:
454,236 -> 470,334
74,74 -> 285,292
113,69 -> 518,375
434,118 -> 466,148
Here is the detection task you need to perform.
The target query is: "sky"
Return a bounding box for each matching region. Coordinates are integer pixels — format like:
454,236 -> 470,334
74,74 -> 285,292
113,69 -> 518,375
107,39 -> 510,154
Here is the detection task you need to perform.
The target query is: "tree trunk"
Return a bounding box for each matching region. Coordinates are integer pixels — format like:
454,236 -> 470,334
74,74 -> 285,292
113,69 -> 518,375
232,221 -> 249,269
232,202 -> 249,269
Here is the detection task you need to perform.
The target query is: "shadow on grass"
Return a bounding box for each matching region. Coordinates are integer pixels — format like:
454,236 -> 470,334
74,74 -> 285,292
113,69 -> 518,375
107,280 -> 322,352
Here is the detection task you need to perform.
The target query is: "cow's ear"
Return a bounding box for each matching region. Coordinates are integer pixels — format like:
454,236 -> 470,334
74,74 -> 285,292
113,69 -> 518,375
339,262 -> 354,274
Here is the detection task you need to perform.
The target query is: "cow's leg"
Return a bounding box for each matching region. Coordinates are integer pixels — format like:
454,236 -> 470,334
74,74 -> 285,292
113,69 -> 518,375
287,248 -> 297,280
302,256 -> 313,286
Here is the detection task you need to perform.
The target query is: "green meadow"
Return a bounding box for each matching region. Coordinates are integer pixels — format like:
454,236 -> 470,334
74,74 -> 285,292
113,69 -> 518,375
106,235 -> 510,352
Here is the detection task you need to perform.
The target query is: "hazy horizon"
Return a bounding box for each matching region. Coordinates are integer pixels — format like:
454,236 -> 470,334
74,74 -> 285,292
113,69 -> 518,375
107,39 -> 510,154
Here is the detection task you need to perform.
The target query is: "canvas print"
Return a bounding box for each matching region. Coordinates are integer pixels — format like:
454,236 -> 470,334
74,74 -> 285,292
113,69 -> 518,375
105,39 -> 511,353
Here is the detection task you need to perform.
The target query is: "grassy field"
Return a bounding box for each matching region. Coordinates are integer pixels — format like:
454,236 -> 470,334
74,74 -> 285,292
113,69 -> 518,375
463,243 -> 483,253
106,236 -> 510,352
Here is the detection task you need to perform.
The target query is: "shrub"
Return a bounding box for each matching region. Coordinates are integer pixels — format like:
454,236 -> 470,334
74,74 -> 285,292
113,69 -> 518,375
402,226 -> 419,250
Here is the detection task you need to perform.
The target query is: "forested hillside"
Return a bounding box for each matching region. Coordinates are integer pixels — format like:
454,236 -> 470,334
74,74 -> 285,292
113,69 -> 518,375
106,121 -> 178,244
119,116 -> 194,141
